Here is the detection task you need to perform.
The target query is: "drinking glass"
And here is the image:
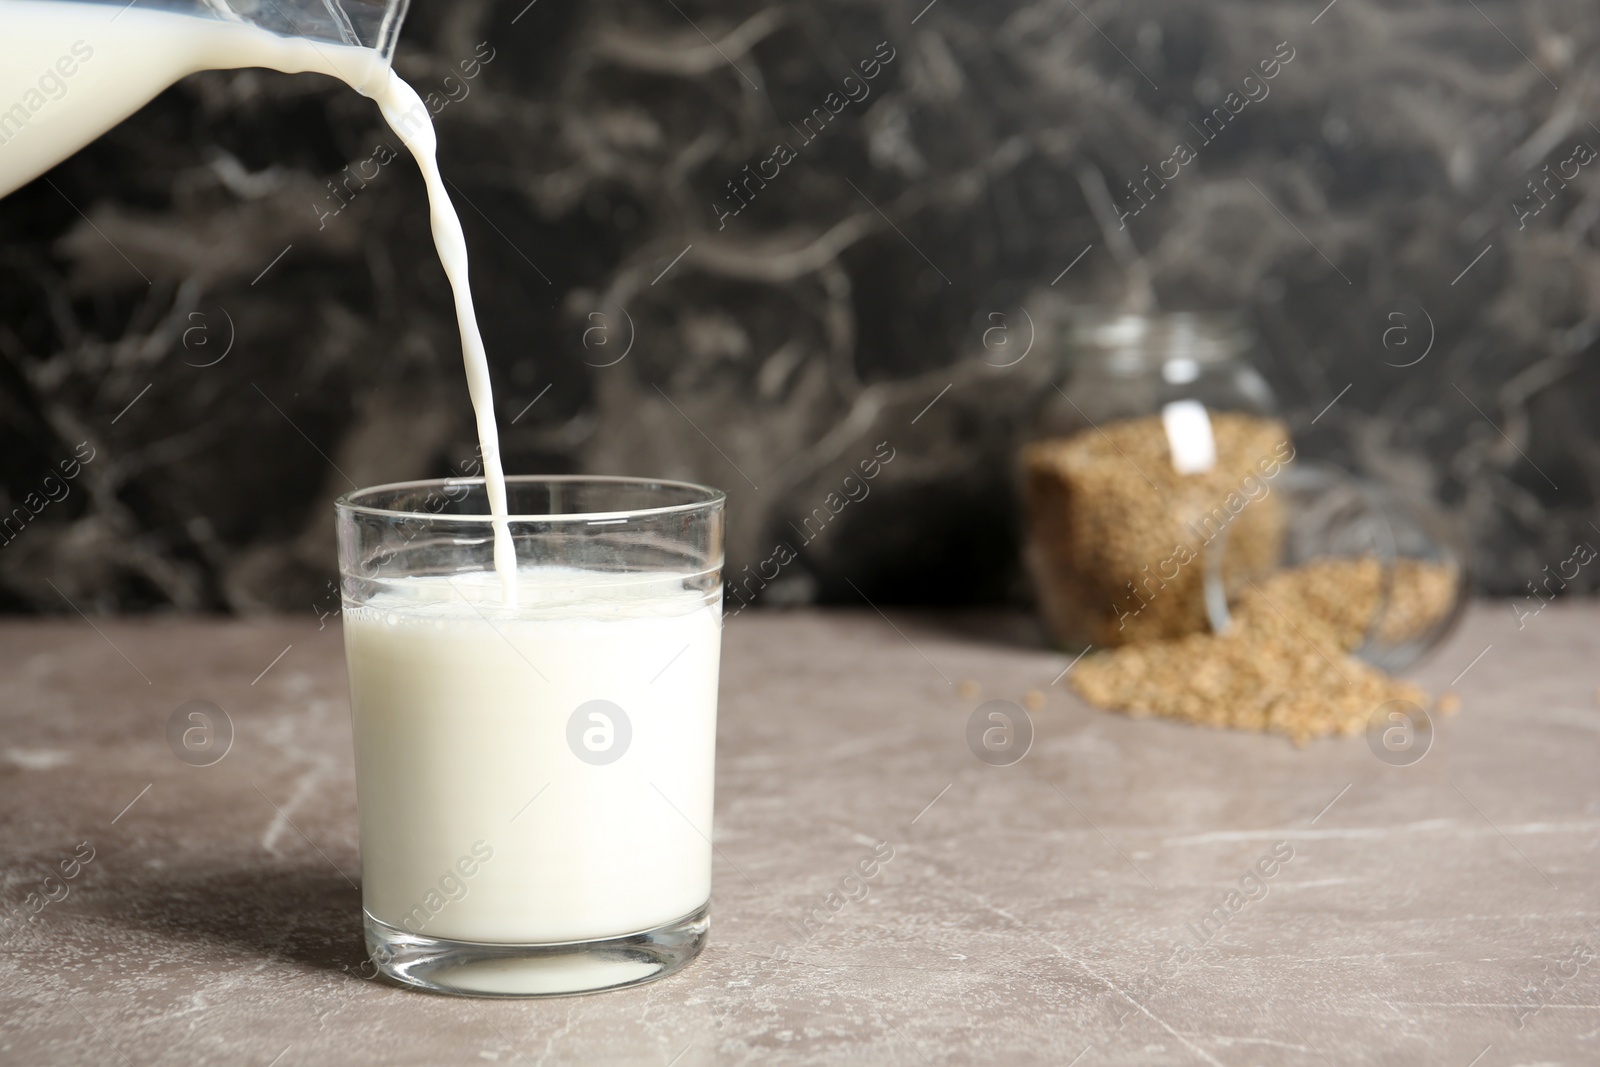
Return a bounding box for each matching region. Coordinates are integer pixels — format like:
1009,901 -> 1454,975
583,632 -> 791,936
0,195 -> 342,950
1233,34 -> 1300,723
336,476 -> 724,997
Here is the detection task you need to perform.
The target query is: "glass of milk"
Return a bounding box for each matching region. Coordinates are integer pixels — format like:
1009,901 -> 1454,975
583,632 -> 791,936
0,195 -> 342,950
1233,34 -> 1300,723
336,476 -> 725,997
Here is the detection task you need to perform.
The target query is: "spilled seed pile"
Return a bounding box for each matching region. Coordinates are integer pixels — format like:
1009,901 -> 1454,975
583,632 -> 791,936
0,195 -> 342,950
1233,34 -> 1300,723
1071,558 -> 1459,745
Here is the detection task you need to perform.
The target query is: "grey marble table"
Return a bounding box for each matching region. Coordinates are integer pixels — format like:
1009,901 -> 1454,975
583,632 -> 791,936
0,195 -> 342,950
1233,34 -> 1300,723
0,603 -> 1595,1065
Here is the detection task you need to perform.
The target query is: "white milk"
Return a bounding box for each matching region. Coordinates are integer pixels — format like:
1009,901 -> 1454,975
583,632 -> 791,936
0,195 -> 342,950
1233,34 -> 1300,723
0,0 -> 518,597
345,568 -> 721,943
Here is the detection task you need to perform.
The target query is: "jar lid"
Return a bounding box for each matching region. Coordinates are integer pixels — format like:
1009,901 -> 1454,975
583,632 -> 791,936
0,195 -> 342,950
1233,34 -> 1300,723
1066,310 -> 1253,377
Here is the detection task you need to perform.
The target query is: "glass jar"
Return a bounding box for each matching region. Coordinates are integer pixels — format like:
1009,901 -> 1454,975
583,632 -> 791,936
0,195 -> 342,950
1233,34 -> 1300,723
1205,462 -> 1471,671
1021,311 -> 1289,649
1020,309 -> 1465,670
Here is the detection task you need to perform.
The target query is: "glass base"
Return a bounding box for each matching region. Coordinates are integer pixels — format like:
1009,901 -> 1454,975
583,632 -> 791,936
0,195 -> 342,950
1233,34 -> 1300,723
364,903 -> 709,998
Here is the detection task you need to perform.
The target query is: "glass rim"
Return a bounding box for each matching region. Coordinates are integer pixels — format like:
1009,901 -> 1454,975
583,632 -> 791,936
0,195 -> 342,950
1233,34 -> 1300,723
335,475 -> 726,524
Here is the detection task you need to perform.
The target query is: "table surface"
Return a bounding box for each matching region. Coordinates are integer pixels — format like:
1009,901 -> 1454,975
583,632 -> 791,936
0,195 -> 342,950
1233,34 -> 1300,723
1,603 -> 1595,1066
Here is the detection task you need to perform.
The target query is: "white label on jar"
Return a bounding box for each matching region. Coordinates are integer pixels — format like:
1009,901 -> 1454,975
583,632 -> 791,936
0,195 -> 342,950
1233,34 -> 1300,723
1161,399 -> 1217,474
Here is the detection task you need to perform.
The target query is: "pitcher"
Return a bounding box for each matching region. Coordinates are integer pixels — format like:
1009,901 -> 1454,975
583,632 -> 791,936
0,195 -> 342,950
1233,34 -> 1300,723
0,0 -> 409,198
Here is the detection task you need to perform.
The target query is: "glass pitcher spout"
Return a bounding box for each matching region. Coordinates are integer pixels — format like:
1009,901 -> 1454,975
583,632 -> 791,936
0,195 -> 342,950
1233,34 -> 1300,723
192,0 -> 409,66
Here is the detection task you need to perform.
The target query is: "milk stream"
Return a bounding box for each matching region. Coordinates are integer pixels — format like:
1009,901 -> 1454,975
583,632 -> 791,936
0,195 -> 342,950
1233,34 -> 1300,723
0,0 -> 518,599
368,74 -> 518,602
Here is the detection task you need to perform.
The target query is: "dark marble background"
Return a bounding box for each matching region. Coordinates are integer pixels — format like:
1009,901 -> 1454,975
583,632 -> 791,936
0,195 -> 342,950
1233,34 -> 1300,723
1,0 -> 1597,614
